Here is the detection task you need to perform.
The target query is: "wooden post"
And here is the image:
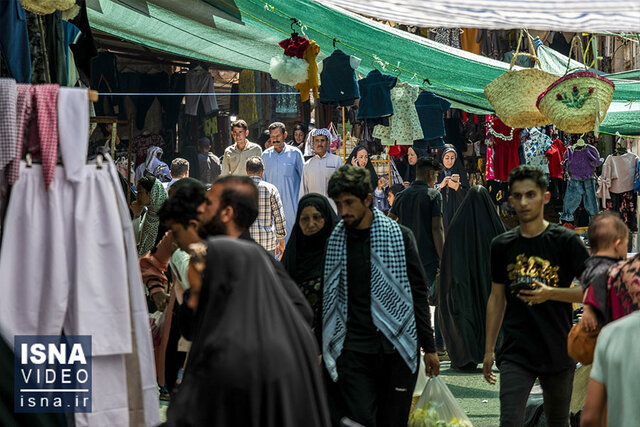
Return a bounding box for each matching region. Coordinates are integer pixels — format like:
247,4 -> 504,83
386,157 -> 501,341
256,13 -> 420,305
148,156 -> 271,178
342,107 -> 347,162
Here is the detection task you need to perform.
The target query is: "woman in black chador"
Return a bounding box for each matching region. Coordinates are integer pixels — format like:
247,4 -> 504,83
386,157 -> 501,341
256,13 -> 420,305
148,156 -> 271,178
437,144 -> 469,232
437,186 -> 505,370
165,237 -> 331,427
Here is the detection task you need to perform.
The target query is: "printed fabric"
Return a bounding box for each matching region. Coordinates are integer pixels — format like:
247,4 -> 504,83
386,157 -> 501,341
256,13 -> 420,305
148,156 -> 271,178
605,190 -> 637,232
522,128 -> 552,174
371,83 -> 424,145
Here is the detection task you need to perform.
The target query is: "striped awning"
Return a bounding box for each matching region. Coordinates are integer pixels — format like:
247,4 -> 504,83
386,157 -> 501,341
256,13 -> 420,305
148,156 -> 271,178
311,0 -> 640,32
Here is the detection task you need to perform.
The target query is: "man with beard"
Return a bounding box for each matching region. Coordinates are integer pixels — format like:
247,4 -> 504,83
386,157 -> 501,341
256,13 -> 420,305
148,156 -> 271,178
184,175 -> 312,325
319,165 -> 440,427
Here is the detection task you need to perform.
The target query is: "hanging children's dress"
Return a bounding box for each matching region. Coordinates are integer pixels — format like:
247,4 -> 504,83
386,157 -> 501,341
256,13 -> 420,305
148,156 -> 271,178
561,143 -> 600,223
356,69 -> 397,126
372,82 -> 424,145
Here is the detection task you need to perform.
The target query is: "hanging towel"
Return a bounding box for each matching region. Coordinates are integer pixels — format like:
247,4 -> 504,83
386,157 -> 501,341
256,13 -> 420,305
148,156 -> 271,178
57,87 -> 88,182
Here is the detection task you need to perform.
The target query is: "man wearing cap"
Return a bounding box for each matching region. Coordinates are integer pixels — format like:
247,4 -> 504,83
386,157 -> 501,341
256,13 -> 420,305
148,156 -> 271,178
299,128 -> 343,212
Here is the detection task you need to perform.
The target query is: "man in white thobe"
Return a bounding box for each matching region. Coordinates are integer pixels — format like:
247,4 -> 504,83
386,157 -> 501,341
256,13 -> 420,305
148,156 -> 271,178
299,128 -> 343,212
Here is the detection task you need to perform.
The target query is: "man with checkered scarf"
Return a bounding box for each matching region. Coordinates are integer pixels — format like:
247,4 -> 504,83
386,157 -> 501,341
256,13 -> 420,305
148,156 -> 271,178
318,165 -> 440,427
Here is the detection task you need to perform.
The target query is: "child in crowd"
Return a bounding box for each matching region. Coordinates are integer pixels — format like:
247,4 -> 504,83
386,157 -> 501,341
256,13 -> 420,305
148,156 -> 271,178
580,213 -> 629,332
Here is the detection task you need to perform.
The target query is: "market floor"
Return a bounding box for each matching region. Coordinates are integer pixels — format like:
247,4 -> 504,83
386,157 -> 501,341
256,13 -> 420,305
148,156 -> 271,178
157,361 -> 502,426
434,361 -> 501,426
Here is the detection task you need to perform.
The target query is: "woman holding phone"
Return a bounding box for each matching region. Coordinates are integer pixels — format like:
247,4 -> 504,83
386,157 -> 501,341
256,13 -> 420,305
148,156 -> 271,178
437,145 -> 469,232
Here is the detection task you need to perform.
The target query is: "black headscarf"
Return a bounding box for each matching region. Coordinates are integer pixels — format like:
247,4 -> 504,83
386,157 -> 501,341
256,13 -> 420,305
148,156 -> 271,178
282,194 -> 338,284
436,186 -> 505,369
166,237 -> 331,427
398,147 -> 429,183
437,144 -> 469,231
347,146 -> 378,189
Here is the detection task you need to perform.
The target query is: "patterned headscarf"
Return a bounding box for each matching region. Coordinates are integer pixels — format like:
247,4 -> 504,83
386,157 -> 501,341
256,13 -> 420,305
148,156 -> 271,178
138,178 -> 168,256
310,128 -> 332,140
145,146 -> 163,171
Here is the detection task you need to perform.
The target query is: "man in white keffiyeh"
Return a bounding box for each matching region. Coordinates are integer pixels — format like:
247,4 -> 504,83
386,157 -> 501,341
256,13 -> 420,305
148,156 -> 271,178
318,164 -> 440,427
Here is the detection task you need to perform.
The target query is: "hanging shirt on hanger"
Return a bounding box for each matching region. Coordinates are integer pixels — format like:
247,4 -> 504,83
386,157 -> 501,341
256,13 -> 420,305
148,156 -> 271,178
356,69 -> 397,121
545,138 -> 566,179
318,50 -> 361,107
185,67 -> 218,116
564,145 -> 600,180
522,128 -> 552,174
597,152 -> 639,209
414,91 -> 451,141
488,117 -> 520,182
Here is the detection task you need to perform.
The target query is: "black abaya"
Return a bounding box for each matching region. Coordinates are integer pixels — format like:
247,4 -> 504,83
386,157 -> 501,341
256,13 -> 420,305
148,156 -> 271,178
397,148 -> 429,184
436,186 -> 506,369
437,146 -> 469,232
166,237 -> 331,427
347,146 -> 378,189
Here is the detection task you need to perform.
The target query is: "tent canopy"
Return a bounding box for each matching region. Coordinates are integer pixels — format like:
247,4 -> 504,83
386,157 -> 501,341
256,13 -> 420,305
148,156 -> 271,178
310,0 -> 640,33
88,0 -> 640,133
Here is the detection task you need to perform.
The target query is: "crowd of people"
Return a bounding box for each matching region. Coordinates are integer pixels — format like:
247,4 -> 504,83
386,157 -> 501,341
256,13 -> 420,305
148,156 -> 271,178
129,117 -> 640,427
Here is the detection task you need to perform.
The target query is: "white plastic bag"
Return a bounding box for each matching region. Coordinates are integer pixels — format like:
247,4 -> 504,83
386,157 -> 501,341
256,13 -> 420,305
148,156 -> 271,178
408,376 -> 473,427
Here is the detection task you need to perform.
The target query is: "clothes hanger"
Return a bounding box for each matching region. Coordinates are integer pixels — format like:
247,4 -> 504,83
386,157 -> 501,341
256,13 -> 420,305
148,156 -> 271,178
573,137 -> 586,150
290,18 -> 299,38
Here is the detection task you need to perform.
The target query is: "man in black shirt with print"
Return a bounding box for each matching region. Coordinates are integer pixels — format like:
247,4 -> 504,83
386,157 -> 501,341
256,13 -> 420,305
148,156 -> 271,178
484,165 -> 588,426
319,165 -> 439,427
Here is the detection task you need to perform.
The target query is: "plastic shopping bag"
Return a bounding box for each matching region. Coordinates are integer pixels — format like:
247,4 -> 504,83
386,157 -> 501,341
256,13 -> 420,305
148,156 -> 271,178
408,376 -> 473,427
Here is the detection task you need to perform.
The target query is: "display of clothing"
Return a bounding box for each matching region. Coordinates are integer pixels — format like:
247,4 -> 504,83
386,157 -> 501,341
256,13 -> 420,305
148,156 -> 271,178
371,82 -> 423,145
438,186 -> 506,369
238,70 -> 258,127
184,66 -> 218,116
318,49 -> 361,107
605,190 -> 638,232
279,35 -> 309,58
90,51 -> 120,116
0,0 -> 31,83
545,138 -> 566,179
356,70 -> 397,121
488,117 -> 520,182
597,152 -> 639,209
522,128 -> 552,174
295,40 -> 320,103
414,91 -> 451,141
434,28 -> 461,48
563,145 -> 600,180
136,71 -> 170,130
460,28 -> 481,54
132,132 -> 165,166
0,86 -> 159,424
62,21 -> 81,86
561,178 -> 599,223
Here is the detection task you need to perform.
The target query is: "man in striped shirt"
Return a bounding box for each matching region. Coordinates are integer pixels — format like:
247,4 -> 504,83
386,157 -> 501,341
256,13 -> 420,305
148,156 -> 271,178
246,156 -> 287,259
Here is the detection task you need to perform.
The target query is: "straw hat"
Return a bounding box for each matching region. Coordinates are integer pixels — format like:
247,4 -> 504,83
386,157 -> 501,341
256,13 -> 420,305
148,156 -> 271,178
20,0 -> 76,15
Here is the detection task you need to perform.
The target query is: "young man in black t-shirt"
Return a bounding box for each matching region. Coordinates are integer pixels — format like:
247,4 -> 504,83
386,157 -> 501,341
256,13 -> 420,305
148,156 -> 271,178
484,165 -> 589,426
